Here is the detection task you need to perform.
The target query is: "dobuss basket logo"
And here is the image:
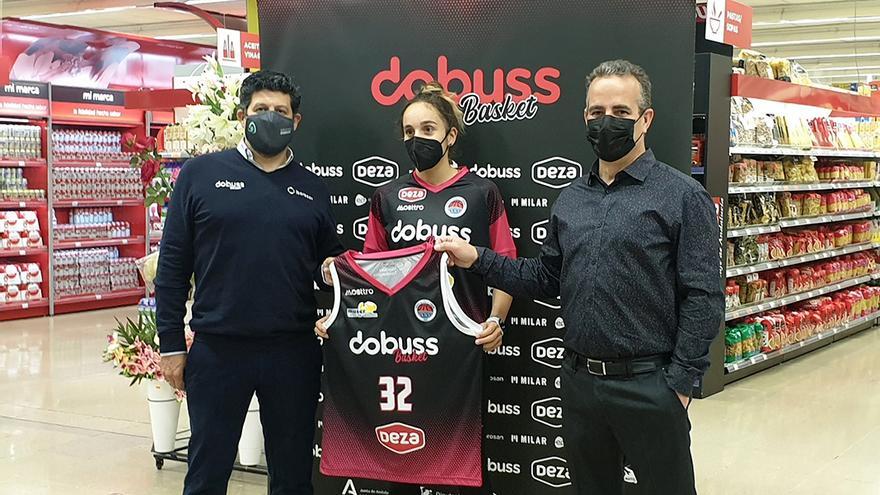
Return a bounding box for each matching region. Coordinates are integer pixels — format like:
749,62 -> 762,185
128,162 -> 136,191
375,422 -> 426,454
414,299 -> 437,322
371,56 -> 561,126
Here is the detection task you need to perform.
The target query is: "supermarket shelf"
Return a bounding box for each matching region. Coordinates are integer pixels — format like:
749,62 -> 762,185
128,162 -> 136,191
0,298 -> 50,322
725,273 -> 877,321
726,242 -> 879,278
778,210 -> 875,228
0,200 -> 47,209
0,247 -> 48,258
729,180 -> 877,194
55,236 -> 145,250
53,198 -> 143,208
53,160 -> 132,168
730,146 -> 880,158
54,287 -> 145,315
724,312 -> 879,382
0,159 -> 47,168
727,225 -> 781,238
52,119 -> 142,129
160,152 -> 192,160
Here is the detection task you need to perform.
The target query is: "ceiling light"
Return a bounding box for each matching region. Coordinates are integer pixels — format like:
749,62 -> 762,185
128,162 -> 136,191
155,34 -> 216,40
21,6 -> 140,20
753,36 -> 880,48
791,52 -> 880,61
810,73 -> 875,80
808,66 -> 880,72
754,16 -> 880,28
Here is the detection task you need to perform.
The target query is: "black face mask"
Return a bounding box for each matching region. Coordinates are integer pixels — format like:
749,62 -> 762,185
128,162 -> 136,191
245,111 -> 294,156
587,113 -> 646,162
405,132 -> 450,172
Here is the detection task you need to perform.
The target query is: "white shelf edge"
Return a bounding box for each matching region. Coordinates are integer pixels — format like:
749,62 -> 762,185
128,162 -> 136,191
730,146 -> 880,158
729,181 -> 876,194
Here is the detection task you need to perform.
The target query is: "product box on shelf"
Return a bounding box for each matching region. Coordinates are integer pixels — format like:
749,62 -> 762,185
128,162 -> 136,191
53,247 -> 139,297
0,124 -> 42,160
0,263 -> 44,303
0,211 -> 43,249
52,129 -> 131,163
52,167 -> 140,200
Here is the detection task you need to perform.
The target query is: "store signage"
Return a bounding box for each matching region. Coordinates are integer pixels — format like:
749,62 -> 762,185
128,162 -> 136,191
217,28 -> 261,70
704,0 -> 752,48
51,85 -> 143,124
0,80 -> 49,117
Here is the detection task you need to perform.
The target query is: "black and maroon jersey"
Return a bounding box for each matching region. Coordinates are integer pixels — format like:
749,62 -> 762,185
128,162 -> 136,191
320,241 -> 483,487
363,166 -> 517,322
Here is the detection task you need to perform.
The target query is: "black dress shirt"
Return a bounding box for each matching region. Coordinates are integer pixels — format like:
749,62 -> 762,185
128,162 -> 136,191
472,149 -> 724,395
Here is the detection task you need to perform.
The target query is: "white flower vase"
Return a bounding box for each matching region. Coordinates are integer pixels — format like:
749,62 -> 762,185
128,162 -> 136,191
238,393 -> 264,466
146,380 -> 181,454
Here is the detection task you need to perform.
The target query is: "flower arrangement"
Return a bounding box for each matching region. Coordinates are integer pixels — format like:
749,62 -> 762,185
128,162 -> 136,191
103,310 -> 193,398
124,133 -> 173,208
183,53 -> 246,155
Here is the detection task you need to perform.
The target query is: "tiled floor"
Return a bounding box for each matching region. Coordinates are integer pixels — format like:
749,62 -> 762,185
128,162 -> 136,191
1,308 -> 878,494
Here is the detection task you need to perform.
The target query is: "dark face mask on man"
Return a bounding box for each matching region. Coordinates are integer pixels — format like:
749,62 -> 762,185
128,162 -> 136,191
245,111 -> 294,156
405,130 -> 451,172
587,112 -> 647,162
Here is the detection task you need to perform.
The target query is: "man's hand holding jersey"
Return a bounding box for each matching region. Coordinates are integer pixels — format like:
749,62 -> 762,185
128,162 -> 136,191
434,236 -> 479,269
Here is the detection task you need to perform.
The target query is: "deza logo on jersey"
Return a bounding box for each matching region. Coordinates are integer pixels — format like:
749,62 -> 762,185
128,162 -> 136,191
352,156 -> 399,187
399,187 -> 427,203
532,457 -> 572,488
371,56 -> 561,126
375,422 -> 426,455
391,219 -> 472,243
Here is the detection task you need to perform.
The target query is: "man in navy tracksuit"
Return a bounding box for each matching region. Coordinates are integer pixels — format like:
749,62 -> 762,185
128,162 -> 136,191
155,71 -> 343,495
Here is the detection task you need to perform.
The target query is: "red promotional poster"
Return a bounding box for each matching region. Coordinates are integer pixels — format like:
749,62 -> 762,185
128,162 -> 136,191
0,19 -> 213,91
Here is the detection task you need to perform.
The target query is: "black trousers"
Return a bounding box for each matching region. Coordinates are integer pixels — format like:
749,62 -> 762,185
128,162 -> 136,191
183,333 -> 322,495
560,354 -> 696,495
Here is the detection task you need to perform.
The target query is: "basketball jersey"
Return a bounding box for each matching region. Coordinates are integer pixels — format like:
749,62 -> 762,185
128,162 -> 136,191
320,240 -> 484,487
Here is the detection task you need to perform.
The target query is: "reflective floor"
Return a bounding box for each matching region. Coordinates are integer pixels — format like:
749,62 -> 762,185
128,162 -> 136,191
1,308 -> 878,494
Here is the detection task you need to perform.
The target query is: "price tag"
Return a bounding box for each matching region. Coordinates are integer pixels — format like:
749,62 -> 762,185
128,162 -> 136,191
122,239 -> 128,245
116,200 -> 123,206
21,303 -> 28,309
18,201 -> 25,208
96,162 -> 103,168
95,294 -> 103,300
72,201 -> 79,207
18,249 -> 24,256
17,160 -> 25,167
75,242 -> 82,248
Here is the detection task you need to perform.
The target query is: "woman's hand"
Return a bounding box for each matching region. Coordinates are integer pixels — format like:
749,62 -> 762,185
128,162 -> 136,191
321,257 -> 335,286
475,318 -> 503,352
315,315 -> 331,339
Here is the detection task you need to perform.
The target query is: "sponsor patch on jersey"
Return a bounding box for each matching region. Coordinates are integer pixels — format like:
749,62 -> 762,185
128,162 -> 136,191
414,299 -> 437,322
375,422 -> 426,454
444,196 -> 468,218
398,187 -> 427,203
346,300 -> 378,319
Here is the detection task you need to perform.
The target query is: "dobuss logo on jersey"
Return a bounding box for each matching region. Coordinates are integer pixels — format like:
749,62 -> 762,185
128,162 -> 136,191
375,422 -> 426,454
349,330 -> 440,363
371,56 -> 561,126
390,219 -> 472,243
531,157 -> 583,189
531,457 -> 572,488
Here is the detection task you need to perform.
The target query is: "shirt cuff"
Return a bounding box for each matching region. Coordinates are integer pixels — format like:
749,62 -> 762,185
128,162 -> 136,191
664,362 -> 699,397
470,247 -> 492,276
158,329 -> 187,355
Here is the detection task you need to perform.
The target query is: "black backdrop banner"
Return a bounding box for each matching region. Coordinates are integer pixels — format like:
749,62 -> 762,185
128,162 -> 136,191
259,1 -> 696,494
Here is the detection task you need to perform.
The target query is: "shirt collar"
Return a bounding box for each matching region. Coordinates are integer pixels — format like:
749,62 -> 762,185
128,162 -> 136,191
237,140 -> 295,171
588,149 -> 655,185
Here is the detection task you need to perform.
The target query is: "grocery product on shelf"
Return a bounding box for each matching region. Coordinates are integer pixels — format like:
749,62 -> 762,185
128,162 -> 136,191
52,167 -> 140,200
0,211 -> 43,249
51,129 -> 131,163
52,208 -> 132,242
53,247 -> 140,297
162,125 -> 190,154
0,263 -> 43,303
734,49 -> 811,86
0,168 -> 46,202
725,285 -> 880,365
725,250 -> 879,312
727,188 -> 874,230
0,124 -> 42,160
